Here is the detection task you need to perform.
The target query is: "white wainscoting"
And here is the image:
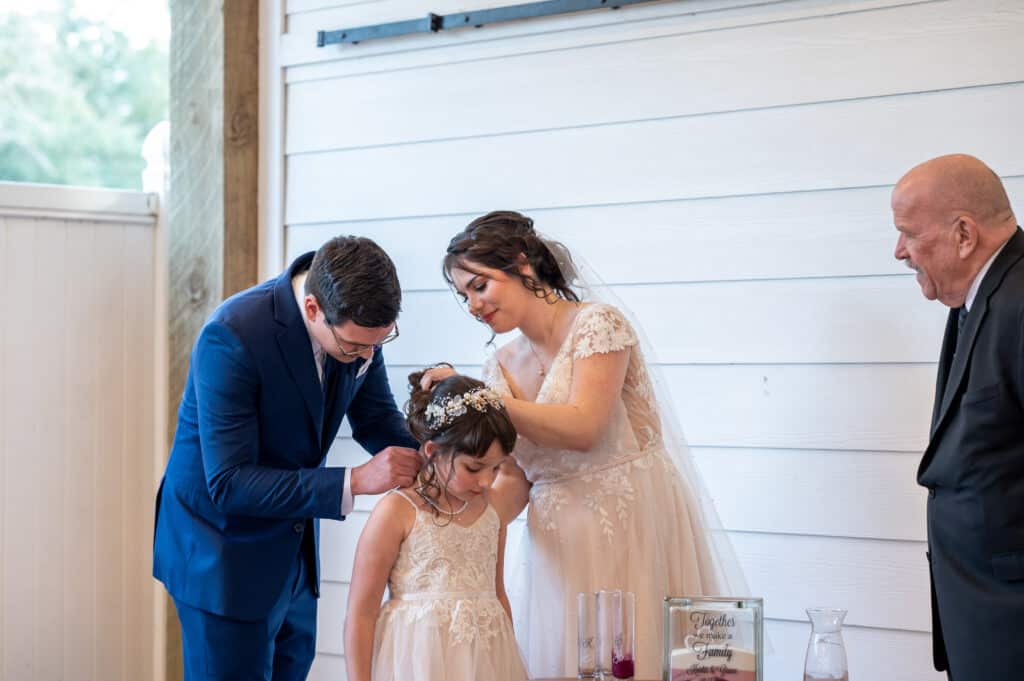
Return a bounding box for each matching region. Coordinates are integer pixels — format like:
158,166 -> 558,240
0,182 -> 161,681
262,0 -> 1024,678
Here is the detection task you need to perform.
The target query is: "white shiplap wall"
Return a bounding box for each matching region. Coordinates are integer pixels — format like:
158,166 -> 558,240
0,183 -> 161,681
266,0 -> 1024,678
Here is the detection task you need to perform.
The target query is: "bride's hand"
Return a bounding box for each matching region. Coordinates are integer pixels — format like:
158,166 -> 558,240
419,364 -> 458,390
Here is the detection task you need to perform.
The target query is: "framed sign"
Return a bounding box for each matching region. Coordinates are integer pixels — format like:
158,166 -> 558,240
663,597 -> 763,681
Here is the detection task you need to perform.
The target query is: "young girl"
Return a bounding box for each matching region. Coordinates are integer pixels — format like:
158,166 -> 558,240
344,371 -> 529,681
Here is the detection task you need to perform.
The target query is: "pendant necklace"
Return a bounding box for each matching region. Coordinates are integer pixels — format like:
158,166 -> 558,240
527,339 -> 548,376
421,492 -> 470,516
527,302 -> 564,377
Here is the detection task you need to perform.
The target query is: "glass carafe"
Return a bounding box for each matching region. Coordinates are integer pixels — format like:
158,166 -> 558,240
804,608 -> 848,681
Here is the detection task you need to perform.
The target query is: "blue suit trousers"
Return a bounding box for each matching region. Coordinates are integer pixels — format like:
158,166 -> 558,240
174,546 -> 317,681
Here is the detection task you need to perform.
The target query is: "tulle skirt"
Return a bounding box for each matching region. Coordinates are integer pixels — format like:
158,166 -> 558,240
371,595 -> 528,681
508,447 -> 723,679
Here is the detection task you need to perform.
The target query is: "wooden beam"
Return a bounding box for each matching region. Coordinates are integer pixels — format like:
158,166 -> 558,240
165,2 -> 259,677
224,0 -> 260,297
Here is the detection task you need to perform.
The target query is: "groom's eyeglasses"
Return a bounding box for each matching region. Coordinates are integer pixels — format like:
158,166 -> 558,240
327,321 -> 400,358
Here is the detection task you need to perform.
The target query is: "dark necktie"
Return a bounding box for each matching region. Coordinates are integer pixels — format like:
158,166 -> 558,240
950,305 -> 966,352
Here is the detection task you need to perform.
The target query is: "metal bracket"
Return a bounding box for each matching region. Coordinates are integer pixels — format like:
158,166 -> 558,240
317,0 -> 665,47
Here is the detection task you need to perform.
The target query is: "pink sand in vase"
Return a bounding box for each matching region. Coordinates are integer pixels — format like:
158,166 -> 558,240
612,654 -> 634,679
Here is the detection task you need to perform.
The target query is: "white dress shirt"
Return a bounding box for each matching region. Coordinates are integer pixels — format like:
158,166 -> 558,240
292,271 -> 355,516
965,240 -> 1008,311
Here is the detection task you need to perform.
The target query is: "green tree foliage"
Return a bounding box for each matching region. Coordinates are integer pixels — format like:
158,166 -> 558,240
0,2 -> 168,189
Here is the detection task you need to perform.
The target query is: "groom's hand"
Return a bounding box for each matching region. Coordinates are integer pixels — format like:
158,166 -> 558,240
350,446 -> 421,495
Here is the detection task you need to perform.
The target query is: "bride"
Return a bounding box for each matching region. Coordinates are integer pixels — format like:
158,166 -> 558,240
421,210 -> 747,679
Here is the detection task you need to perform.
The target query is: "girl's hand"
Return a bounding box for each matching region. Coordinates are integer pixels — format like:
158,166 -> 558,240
419,364 -> 459,390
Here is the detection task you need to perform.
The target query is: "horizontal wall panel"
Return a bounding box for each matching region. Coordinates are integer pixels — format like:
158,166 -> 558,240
286,84 -> 1024,224
612,276 -> 947,365
282,0 -> 924,73
286,176 -> 1024,285
322,512 -> 370,582
667,363 -> 934,451
364,278 -> 949,366
317,581 -> 349,655
733,532 -> 929,631
766,619 -> 943,681
336,362 -> 935,451
693,447 -> 927,541
307,652 -> 346,681
288,0 -> 380,14
287,0 -> 1024,152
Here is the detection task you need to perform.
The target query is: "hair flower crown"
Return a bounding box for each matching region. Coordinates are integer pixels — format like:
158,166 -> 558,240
425,387 -> 505,429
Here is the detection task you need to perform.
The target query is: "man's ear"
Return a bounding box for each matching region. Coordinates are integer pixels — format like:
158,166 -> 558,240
955,216 -> 980,260
303,294 -> 321,322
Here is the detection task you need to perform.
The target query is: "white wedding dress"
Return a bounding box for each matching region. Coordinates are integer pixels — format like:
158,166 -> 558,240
484,303 -> 727,679
370,491 -> 528,681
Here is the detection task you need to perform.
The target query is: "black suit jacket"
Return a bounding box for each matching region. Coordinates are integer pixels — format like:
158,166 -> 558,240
919,227 -> 1024,678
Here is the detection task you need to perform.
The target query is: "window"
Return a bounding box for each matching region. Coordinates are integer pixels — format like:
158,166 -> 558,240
0,0 -> 169,190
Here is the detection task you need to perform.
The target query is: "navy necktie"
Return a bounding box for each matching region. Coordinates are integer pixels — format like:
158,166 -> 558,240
950,305 -> 966,352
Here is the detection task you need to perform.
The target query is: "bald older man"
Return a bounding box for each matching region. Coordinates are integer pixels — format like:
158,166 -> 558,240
893,154 -> 1024,680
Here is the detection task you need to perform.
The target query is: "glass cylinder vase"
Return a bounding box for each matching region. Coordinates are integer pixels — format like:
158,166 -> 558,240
596,590 -> 620,679
612,591 -> 635,680
578,592 -> 597,679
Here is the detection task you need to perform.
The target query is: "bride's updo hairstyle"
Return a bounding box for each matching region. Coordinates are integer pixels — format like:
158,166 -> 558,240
443,210 -> 581,303
405,368 -> 517,519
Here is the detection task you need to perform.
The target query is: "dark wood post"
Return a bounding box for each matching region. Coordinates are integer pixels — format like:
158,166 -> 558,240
165,1 -> 259,677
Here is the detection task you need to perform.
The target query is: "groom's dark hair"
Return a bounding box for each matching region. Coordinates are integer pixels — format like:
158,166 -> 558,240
305,235 -> 402,328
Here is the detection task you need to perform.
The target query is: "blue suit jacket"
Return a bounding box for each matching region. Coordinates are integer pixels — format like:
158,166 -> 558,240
153,252 -> 418,620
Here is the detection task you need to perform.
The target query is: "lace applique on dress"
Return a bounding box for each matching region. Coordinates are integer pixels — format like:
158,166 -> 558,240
572,304 -> 639,360
371,494 -> 528,680
384,494 -> 506,642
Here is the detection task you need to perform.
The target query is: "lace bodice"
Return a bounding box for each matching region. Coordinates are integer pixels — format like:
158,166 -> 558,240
388,494 -> 500,599
482,303 -> 664,485
380,492 -> 509,647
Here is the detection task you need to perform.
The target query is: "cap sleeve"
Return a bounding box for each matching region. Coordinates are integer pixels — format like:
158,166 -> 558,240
571,303 -> 639,360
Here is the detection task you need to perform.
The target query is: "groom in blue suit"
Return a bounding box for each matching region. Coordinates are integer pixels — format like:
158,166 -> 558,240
154,236 -> 421,680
